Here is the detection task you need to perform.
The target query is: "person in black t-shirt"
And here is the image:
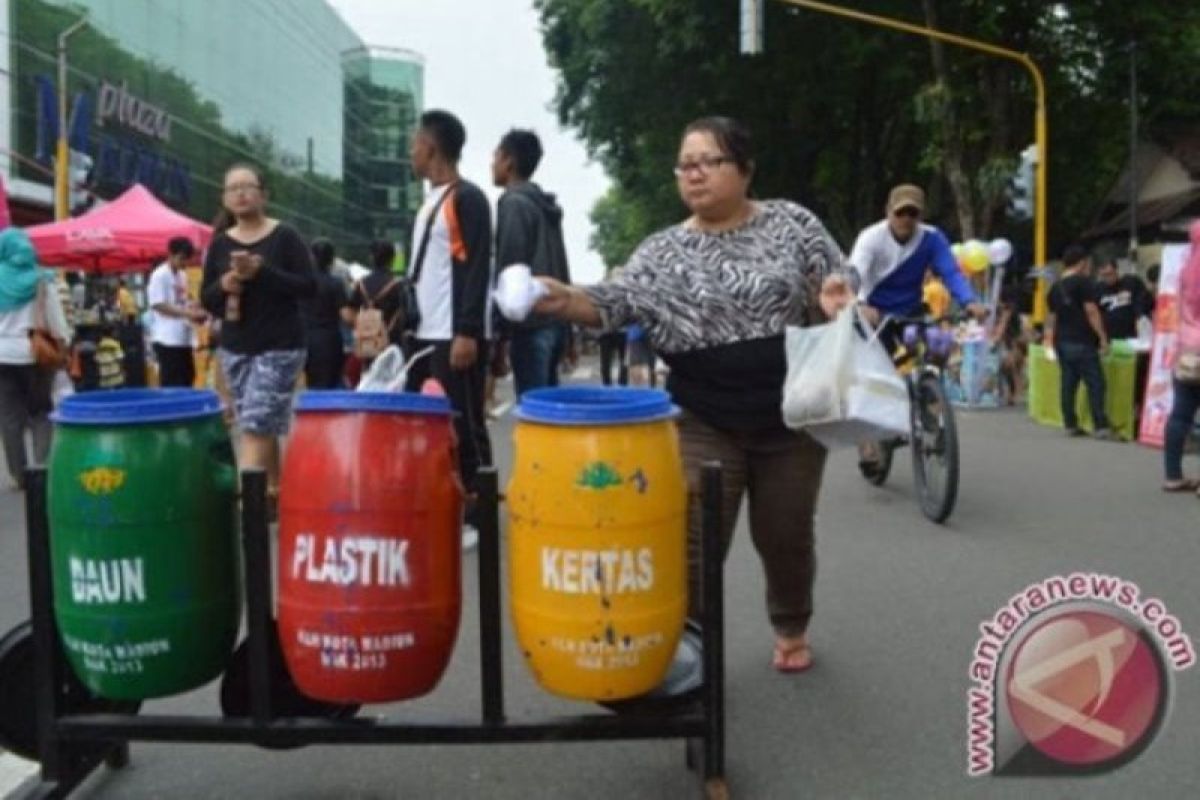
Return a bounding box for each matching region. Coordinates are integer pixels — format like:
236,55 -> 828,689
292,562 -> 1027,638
1095,259 -> 1152,340
201,162 -> 316,499
1045,244 -> 1112,439
301,238 -> 348,388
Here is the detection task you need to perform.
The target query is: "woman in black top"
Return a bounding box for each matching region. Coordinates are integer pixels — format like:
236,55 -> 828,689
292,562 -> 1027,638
302,238 -> 348,388
201,163 -> 316,496
531,117 -> 852,674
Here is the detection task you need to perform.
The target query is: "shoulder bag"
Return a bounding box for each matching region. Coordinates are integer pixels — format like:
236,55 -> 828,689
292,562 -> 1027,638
29,280 -> 67,370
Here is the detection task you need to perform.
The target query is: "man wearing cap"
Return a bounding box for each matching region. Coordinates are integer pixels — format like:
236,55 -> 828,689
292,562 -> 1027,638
849,184 -> 985,328
148,236 -> 208,387
849,185 -> 984,477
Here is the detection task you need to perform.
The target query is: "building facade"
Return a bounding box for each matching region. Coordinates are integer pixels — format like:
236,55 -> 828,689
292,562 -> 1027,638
343,46 -> 426,262
0,0 -> 424,261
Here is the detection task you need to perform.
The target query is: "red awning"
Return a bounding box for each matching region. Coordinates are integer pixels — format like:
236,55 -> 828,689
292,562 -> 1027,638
25,183 -> 212,273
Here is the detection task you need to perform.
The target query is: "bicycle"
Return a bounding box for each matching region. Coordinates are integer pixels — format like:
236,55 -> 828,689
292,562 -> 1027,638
858,314 -> 963,524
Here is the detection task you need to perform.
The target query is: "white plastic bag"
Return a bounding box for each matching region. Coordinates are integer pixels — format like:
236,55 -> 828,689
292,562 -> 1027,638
493,264 -> 548,322
356,345 -> 434,393
781,307 -> 909,449
781,307 -> 855,429
840,333 -> 910,444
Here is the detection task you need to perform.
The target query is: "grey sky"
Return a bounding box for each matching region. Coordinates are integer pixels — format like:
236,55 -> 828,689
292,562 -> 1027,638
328,0 -> 611,285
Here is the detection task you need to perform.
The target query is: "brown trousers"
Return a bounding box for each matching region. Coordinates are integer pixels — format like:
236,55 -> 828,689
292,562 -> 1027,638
678,412 -> 828,637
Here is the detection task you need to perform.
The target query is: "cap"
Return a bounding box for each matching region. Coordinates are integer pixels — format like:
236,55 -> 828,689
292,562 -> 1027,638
887,184 -> 925,214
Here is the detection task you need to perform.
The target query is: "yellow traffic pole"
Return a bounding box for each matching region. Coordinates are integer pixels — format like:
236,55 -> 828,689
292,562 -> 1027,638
1030,67 -> 1049,322
776,0 -> 1050,320
55,16 -> 88,220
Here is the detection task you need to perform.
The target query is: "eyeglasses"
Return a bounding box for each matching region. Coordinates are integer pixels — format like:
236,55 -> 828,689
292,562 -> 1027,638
892,207 -> 921,219
673,155 -> 734,178
223,183 -> 262,195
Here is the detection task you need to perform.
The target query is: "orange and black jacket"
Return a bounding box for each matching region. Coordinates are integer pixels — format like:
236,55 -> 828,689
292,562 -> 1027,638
444,179 -> 494,340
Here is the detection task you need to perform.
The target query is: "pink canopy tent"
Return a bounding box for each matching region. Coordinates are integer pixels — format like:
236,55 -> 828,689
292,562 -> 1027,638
25,183 -> 212,273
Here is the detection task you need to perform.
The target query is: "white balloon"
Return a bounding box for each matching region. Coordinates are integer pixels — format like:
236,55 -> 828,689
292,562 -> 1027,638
988,238 -> 1013,266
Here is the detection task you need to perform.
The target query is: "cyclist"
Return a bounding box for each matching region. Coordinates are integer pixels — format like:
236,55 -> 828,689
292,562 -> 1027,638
848,184 -> 986,475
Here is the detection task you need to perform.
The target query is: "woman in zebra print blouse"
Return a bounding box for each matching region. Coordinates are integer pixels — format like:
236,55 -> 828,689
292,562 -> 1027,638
533,116 -> 853,675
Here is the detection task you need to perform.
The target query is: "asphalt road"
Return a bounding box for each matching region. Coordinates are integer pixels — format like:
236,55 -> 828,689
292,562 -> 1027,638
2,374 -> 1198,799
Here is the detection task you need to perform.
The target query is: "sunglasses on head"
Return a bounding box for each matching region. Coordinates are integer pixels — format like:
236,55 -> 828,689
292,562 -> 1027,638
892,207 -> 921,219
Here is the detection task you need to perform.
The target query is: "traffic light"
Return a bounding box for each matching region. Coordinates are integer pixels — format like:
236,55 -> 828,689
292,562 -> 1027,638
68,151 -> 94,216
1006,145 -> 1037,222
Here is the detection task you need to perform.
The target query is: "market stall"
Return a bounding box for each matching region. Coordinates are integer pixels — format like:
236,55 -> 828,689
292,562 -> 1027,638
24,184 -> 212,389
1026,341 -> 1142,440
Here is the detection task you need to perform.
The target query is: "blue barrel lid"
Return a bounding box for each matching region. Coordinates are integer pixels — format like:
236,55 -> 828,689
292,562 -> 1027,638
296,390 -> 452,416
516,386 -> 677,425
53,388 -> 223,426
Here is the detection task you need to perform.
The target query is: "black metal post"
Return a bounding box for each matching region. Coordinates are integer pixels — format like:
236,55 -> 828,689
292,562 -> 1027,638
1129,39 -> 1139,260
699,462 -> 725,785
25,467 -> 64,785
476,467 -> 505,725
240,469 -> 272,725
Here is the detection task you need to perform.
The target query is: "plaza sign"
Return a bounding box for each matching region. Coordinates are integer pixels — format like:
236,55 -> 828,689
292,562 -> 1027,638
97,81 -> 172,143
34,75 -> 191,206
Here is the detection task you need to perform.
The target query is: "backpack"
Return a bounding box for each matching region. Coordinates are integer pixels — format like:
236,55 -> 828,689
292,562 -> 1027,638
352,277 -> 401,360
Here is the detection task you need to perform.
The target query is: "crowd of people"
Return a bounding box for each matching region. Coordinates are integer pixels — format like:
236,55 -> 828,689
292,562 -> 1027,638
2,108 -> 1197,686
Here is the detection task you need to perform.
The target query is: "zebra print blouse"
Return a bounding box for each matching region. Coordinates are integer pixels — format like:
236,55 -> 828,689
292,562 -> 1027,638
585,200 -> 845,353
585,200 -> 846,431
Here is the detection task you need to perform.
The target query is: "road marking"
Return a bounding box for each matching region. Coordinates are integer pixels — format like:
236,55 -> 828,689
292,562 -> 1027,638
0,751 -> 38,797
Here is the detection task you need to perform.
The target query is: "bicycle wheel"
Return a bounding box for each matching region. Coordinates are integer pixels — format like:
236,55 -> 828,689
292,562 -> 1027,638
859,438 -> 896,486
910,371 -> 959,523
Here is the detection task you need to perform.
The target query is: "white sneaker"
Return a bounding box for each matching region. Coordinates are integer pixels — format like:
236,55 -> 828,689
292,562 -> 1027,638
462,524 -> 479,552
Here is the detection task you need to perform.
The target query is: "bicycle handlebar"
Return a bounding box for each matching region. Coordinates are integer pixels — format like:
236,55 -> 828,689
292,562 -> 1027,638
883,311 -> 976,328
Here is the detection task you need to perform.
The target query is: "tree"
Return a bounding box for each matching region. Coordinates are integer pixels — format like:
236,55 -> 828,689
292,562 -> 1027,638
589,186 -> 655,269
537,0 -> 1200,257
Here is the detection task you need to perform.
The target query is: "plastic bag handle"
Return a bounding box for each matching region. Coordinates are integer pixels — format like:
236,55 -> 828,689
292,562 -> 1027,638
383,346 -> 435,392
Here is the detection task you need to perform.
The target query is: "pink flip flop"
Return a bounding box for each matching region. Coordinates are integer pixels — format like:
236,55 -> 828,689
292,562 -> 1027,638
772,639 -> 813,674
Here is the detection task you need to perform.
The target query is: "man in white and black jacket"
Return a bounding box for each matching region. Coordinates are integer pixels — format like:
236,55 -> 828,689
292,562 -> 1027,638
491,128 -> 572,396
404,109 -> 494,546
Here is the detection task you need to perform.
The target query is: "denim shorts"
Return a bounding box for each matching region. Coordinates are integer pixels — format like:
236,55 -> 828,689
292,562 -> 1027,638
219,349 -> 305,436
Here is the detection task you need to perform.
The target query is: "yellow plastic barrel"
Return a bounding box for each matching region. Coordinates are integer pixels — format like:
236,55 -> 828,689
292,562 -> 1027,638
508,387 -> 686,701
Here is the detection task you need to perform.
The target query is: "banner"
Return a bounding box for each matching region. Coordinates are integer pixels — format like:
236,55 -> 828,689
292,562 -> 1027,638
1138,245 -> 1190,447
946,337 -> 1001,409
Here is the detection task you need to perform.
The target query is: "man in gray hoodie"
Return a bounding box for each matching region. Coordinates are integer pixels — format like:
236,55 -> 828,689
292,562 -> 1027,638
492,129 -> 572,397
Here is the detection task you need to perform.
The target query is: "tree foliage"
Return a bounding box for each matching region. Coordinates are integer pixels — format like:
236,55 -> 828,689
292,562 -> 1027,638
588,185 -> 655,269
536,0 -> 1200,266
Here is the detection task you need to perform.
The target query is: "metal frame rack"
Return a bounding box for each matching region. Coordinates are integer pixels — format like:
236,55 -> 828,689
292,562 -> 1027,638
16,463 -> 728,799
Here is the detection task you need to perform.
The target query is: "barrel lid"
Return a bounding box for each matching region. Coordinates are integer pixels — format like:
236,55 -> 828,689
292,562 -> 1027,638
53,389 -> 223,426
296,390 -> 452,416
515,386 -> 677,425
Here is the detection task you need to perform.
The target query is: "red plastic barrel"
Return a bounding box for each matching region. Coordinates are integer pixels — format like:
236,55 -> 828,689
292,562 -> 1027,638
278,391 -> 463,703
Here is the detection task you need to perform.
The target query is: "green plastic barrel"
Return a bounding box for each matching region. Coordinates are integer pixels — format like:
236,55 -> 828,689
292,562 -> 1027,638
49,389 -> 240,700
